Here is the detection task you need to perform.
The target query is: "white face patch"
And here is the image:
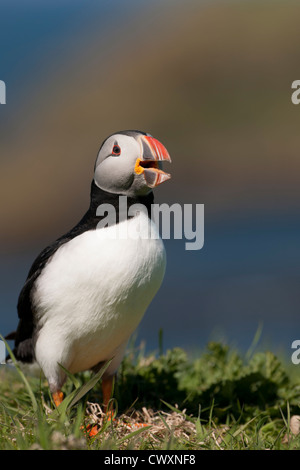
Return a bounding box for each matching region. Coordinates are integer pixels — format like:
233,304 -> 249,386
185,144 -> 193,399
94,134 -> 144,195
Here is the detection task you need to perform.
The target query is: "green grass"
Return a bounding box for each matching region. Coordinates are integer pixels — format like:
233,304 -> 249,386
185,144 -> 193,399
1,339 -> 300,450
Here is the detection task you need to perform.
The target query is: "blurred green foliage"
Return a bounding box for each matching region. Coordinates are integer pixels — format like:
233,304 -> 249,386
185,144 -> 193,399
114,342 -> 300,421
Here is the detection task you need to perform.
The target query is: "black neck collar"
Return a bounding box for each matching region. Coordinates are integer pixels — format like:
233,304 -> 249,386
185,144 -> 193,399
57,181 -> 154,242
89,180 -> 154,218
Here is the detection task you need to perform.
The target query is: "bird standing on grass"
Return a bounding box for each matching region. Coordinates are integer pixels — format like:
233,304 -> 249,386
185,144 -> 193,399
6,130 -> 171,411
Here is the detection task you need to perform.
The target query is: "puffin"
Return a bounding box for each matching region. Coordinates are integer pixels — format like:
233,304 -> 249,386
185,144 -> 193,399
6,130 -> 171,410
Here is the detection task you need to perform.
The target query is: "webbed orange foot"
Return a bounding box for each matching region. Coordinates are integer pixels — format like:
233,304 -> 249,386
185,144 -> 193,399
52,390 -> 64,407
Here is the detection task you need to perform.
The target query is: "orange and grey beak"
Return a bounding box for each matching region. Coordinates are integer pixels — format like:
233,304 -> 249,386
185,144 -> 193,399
135,135 -> 171,188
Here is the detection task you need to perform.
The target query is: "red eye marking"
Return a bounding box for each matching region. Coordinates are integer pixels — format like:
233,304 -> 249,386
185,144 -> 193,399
112,145 -> 121,156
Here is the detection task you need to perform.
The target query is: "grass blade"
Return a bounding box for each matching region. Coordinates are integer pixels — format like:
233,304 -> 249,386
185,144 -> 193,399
117,425 -> 152,445
0,334 -> 38,412
67,358 -> 112,410
58,362 -> 81,389
160,399 -> 195,424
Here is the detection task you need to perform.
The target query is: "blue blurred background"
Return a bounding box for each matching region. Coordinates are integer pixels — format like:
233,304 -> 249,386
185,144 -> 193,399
1,0 -> 300,356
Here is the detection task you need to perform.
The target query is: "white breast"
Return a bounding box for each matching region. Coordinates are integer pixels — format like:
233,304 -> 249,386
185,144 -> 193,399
33,212 -> 166,387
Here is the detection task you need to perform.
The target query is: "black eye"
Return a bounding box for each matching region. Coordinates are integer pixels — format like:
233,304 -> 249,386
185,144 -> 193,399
112,145 -> 121,156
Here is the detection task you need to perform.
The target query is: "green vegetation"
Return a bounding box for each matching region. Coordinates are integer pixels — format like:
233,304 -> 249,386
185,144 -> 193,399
1,340 -> 300,450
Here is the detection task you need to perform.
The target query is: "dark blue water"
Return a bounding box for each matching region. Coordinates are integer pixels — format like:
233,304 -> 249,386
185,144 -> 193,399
0,0 -> 158,122
0,0 -> 141,82
140,211 -> 300,354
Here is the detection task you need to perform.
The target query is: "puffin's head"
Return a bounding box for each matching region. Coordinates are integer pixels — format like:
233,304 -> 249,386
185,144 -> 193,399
94,130 -> 171,196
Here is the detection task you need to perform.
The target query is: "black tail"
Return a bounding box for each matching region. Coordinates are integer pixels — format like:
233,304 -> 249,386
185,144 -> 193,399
5,331 -> 16,341
4,333 -> 35,363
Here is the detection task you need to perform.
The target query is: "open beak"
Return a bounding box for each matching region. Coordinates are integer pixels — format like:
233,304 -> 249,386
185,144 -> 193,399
135,135 -> 171,188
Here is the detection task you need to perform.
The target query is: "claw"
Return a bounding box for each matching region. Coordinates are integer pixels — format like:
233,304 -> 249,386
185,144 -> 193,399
86,424 -> 100,437
83,411 -> 117,437
52,390 -> 64,407
126,422 -> 150,430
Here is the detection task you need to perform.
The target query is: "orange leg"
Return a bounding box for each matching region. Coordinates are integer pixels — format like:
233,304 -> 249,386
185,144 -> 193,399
52,390 -> 64,407
86,375 -> 116,437
102,375 -> 114,412
101,376 -> 147,429
86,375 -> 149,436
